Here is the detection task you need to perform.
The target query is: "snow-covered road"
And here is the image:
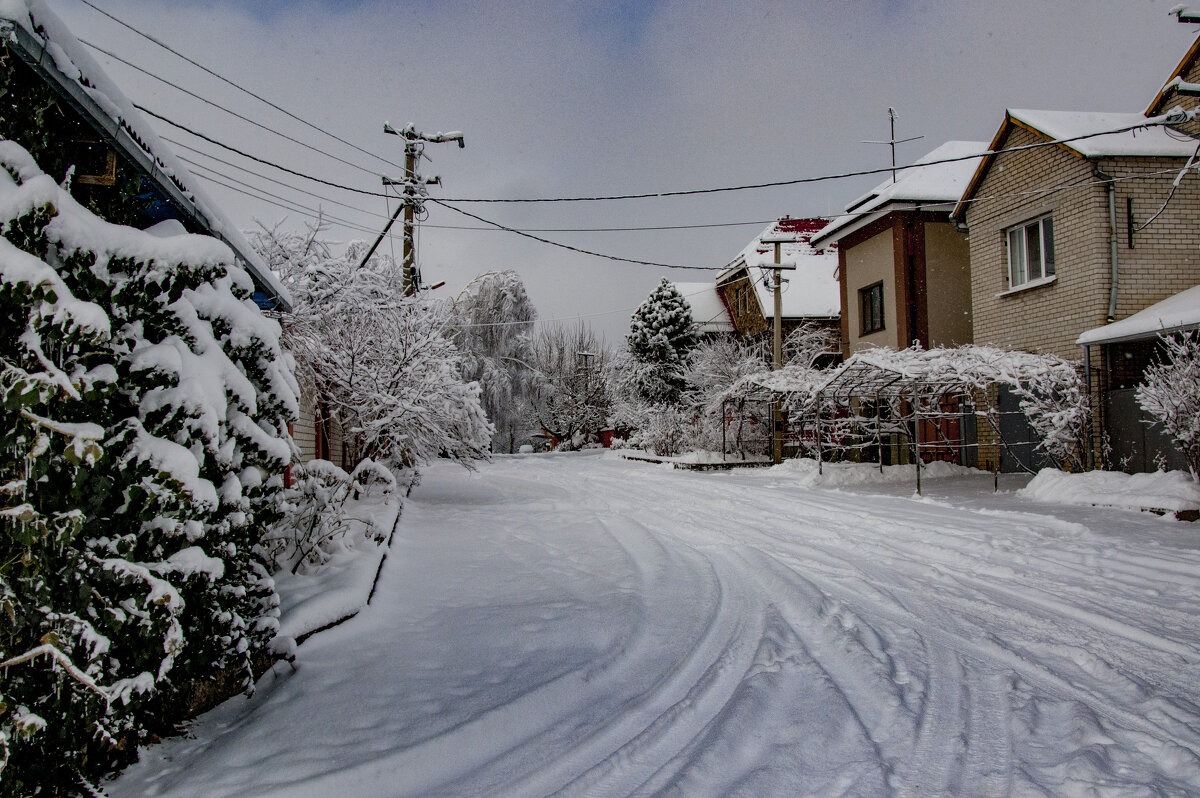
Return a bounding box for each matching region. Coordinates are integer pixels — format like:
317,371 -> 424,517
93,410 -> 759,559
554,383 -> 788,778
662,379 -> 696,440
112,453 -> 1200,797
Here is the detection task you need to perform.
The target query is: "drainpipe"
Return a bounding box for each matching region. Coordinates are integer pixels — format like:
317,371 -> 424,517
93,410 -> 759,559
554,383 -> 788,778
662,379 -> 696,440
1092,161 -> 1119,323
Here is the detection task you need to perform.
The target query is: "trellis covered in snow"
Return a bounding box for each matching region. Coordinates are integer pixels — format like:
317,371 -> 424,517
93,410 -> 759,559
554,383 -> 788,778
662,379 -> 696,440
768,345 -> 1089,491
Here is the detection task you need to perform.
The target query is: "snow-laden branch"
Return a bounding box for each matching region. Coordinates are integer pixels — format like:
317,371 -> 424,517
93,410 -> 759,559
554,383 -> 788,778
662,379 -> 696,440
0,645 -> 109,703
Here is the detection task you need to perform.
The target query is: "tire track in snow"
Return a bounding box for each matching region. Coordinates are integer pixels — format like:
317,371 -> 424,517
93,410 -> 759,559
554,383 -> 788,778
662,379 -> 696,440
738,533 -> 1200,759
490,516 -> 765,798
507,461 -> 1200,792
629,469 -> 1200,788
682,480 -> 1200,704
963,669 -> 1014,797
900,643 -> 965,796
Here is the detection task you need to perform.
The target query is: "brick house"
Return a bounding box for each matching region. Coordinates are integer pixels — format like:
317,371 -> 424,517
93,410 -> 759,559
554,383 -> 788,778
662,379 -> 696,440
812,141 -> 984,357
715,217 -> 841,347
952,96 -> 1200,469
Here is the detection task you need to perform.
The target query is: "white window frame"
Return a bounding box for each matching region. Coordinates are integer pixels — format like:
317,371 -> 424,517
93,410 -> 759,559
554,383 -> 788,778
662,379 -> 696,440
1006,214 -> 1055,289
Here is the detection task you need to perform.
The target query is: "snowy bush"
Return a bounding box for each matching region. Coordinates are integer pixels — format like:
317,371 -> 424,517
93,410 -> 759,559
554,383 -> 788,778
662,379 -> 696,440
1137,330 -> 1200,481
0,142 -> 295,793
617,403 -> 694,457
252,221 -> 492,468
776,345 -> 1089,471
682,337 -> 770,455
350,458 -> 397,500
263,460 -> 352,574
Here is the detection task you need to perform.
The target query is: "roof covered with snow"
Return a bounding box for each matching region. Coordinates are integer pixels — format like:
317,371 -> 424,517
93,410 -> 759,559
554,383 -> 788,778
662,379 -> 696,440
1006,109 -> 1199,159
811,141 -> 986,248
954,109 -> 1199,220
1076,284 -> 1200,346
672,281 -> 734,333
722,218 -> 840,320
0,0 -> 291,310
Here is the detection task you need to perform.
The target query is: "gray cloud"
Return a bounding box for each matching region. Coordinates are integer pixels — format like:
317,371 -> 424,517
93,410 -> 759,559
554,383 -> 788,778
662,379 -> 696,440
54,0 -> 1197,342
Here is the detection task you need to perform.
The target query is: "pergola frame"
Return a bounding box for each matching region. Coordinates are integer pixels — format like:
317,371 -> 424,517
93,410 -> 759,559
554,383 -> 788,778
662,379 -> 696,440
781,346 -> 1087,493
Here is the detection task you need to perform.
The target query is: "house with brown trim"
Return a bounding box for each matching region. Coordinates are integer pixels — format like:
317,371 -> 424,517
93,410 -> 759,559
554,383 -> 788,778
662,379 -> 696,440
952,44 -> 1200,470
715,217 -> 840,346
812,141 -> 984,357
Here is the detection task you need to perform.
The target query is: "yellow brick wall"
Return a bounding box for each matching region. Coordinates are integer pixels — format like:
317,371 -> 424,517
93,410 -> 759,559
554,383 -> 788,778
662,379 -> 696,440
964,126 -> 1200,362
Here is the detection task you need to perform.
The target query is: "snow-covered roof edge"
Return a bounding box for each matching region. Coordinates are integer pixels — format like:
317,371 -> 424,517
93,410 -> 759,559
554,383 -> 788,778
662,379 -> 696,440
953,109 -> 1193,221
1146,33 -> 1200,116
0,0 -> 291,311
1076,284 -> 1200,346
671,281 -> 734,333
811,141 -> 985,248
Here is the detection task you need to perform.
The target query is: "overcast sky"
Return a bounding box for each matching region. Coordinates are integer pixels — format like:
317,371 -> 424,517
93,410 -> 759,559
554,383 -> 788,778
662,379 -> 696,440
52,0 -> 1200,342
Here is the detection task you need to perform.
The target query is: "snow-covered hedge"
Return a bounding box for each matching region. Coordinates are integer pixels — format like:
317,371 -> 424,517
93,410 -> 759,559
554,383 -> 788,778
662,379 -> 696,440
0,142 -> 296,794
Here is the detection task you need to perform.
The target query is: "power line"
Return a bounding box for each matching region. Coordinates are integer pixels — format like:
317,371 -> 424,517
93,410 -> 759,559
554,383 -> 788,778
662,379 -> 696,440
189,167 -> 386,237
134,102 -> 389,198
171,143 -> 392,221
168,137 -> 778,232
429,199 -> 724,271
127,100 -> 1194,270
81,38 -> 384,179
134,99 -> 1188,213
178,122 -> 1186,239
182,145 -> 722,271
182,158 -> 385,234
166,99 -> 1186,257
431,118 -> 1185,203
73,0 -> 405,173
428,219 -> 777,233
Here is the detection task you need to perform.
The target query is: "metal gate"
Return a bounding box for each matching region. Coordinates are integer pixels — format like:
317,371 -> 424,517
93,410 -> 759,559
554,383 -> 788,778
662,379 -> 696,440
1105,388 -> 1186,472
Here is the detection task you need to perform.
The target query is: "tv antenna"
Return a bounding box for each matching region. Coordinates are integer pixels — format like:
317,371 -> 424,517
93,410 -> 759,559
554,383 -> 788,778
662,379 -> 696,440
861,107 -> 924,183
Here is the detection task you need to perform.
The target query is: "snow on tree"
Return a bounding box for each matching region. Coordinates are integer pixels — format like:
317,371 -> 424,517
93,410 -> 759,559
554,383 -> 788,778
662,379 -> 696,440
451,271 -> 538,453
528,322 -> 610,450
774,344 -> 1089,471
252,221 -> 492,469
1137,330 -> 1200,480
682,337 -> 770,454
624,278 -> 699,406
0,141 -> 296,794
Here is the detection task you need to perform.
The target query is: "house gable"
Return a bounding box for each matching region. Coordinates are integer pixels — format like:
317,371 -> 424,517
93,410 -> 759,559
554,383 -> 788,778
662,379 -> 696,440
1146,34 -> 1200,117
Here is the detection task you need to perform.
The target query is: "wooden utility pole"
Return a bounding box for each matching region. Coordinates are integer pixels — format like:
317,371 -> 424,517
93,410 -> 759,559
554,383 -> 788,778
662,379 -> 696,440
759,233 -> 797,464
401,141 -> 418,295
359,123 -> 464,293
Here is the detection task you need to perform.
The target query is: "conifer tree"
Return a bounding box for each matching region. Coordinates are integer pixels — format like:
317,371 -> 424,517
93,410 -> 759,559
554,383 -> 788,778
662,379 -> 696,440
625,278 -> 699,405
0,141 -> 295,795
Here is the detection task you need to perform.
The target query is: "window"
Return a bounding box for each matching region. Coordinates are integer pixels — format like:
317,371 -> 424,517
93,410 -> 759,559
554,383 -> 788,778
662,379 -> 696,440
860,281 -> 884,335
1006,215 -> 1055,288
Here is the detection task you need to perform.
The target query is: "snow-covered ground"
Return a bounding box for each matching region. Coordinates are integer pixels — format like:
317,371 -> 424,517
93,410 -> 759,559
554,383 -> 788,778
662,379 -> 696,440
110,452 -> 1200,797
